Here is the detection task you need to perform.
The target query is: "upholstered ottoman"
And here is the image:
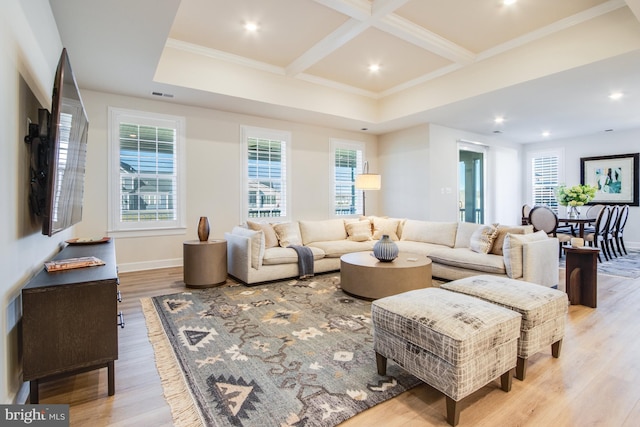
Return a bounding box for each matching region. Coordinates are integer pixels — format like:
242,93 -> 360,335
441,275 -> 568,380
371,288 -> 521,426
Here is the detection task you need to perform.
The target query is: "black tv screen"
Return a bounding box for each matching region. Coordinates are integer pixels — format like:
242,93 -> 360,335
42,48 -> 89,236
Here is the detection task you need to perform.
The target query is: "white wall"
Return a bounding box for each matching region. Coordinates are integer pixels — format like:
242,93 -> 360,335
1,0 -> 66,404
378,125 -> 430,219
77,91 -> 377,272
524,128 -> 640,246
378,124 -> 523,224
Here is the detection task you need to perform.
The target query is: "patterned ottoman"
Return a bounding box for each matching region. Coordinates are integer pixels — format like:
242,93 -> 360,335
371,288 -> 521,427
441,275 -> 568,380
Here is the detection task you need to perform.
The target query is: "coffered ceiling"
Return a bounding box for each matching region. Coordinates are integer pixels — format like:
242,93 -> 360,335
49,0 -> 640,142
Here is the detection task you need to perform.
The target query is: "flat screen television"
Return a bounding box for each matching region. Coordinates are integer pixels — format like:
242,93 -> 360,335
25,48 -> 89,236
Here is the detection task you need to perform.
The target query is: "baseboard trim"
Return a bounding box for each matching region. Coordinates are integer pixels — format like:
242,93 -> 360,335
116,258 -> 182,273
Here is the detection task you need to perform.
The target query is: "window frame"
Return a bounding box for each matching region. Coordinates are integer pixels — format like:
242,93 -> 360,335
330,139 -> 364,218
240,125 -> 292,223
108,107 -> 186,237
527,148 -> 565,214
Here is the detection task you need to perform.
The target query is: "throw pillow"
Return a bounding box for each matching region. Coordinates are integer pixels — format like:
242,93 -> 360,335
272,222 -> 303,247
490,225 -> 534,256
372,217 -> 401,241
503,230 -> 548,279
345,219 -> 372,242
231,226 -> 265,269
469,223 -> 499,254
247,220 -> 279,248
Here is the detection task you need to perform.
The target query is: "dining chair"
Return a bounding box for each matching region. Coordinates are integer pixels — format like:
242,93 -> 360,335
584,205 -> 611,262
581,204 -> 604,235
528,206 -> 571,256
614,205 -> 629,256
605,205 -> 620,258
521,204 -> 532,225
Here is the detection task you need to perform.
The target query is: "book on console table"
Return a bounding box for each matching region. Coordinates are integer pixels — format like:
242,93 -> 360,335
44,256 -> 106,272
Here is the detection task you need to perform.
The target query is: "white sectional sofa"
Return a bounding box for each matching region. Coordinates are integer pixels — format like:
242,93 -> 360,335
224,217 -> 559,287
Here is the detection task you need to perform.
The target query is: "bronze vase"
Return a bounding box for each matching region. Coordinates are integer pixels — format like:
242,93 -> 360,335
197,216 -> 210,242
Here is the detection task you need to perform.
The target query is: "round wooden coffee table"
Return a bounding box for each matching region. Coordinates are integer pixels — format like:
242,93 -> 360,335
340,252 -> 432,300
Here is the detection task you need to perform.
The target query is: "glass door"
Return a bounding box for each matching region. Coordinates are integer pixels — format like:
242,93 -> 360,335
458,146 -> 485,224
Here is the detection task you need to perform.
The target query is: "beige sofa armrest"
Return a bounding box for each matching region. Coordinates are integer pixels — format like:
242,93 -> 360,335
522,238 -> 560,288
224,232 -> 253,283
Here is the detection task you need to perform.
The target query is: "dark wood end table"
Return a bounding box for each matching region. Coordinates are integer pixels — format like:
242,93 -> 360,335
563,246 -> 599,308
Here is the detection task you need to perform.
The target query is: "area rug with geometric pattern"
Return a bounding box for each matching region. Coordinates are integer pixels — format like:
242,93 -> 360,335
141,273 -> 421,427
559,247 -> 640,278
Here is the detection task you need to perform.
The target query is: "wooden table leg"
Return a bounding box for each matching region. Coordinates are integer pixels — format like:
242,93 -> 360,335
29,379 -> 39,404
108,361 -> 115,396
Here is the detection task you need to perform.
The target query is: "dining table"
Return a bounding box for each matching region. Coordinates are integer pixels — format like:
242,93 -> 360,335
557,217 -> 594,239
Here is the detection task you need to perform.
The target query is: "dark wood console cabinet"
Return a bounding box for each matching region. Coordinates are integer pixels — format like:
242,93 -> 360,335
21,240 -> 121,403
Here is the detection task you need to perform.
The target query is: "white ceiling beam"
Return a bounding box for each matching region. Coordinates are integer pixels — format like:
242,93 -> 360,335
370,0 -> 411,17
626,0 -> 640,22
285,18 -> 371,76
374,13 -> 476,64
311,0 -> 370,20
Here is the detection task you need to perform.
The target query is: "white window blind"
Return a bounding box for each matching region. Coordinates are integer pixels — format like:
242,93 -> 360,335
532,154 -> 559,213
331,140 -> 363,216
242,126 -> 290,221
108,108 -> 186,235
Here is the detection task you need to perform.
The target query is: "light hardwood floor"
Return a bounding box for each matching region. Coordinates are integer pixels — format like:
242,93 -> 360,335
34,267 -> 640,426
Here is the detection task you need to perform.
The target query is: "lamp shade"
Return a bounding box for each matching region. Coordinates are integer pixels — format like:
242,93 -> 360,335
355,173 -> 381,190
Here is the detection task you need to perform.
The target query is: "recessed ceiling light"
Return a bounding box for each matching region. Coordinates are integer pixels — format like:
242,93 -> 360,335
494,116 -> 505,124
542,131 -> 551,137
503,0 -> 517,5
244,22 -> 259,32
609,92 -> 624,100
368,64 -> 380,73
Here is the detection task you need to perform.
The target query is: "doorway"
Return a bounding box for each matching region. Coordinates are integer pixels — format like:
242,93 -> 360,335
458,145 -> 486,224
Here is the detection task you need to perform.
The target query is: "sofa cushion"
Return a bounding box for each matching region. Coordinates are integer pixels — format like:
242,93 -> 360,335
307,240 -> 375,257
231,226 -> 265,269
273,222 -> 303,247
299,219 -> 347,245
247,220 -> 279,248
428,247 -> 506,275
454,222 -> 483,248
262,246 -> 325,265
372,217 -> 401,240
395,241 -> 450,257
401,219 -> 457,248
345,219 -> 372,242
503,231 -> 549,279
469,223 -> 499,254
491,225 -> 534,256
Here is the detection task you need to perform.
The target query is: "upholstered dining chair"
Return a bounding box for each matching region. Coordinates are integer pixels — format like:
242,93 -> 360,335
584,205 -> 611,262
521,204 -> 532,225
604,205 -> 620,258
614,205 -> 629,256
581,204 -> 605,235
528,206 -> 571,256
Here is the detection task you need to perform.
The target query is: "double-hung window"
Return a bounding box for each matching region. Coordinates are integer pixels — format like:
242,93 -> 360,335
108,108 -> 186,235
331,139 -> 364,216
241,126 -> 290,221
529,150 -> 563,214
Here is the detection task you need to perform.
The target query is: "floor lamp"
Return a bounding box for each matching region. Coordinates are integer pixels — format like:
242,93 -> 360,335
355,161 -> 381,216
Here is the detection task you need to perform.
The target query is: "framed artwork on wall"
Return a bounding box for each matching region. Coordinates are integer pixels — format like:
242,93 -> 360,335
580,153 -> 639,206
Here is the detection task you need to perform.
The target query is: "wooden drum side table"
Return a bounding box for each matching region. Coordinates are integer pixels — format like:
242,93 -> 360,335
340,252 -> 432,300
564,246 -> 599,308
183,239 -> 227,288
